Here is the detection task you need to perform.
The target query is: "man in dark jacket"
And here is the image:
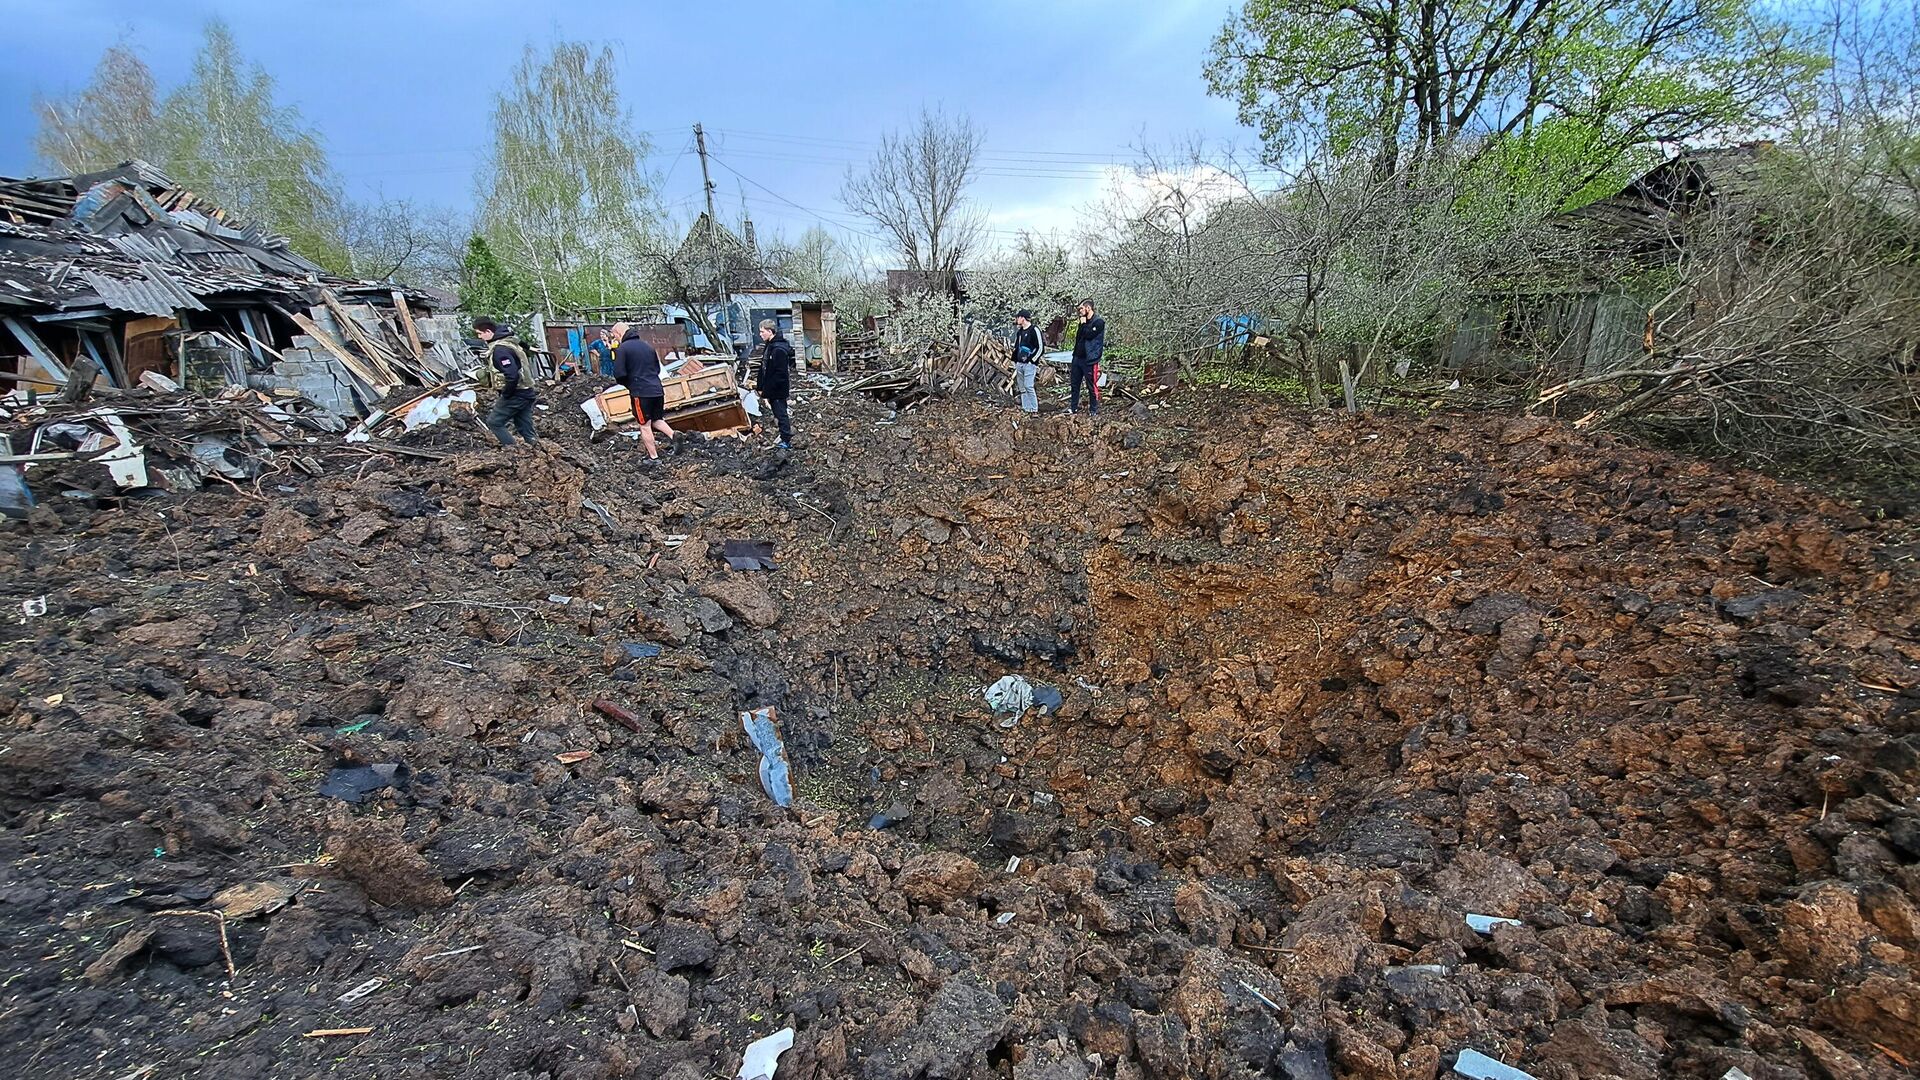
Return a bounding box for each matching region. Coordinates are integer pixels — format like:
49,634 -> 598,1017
474,317 -> 538,448
1012,309 -> 1043,414
612,322 -> 676,459
752,319 -> 795,449
1070,299 -> 1104,416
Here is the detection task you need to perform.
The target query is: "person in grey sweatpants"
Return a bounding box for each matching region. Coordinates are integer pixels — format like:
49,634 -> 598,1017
1012,309 -> 1042,414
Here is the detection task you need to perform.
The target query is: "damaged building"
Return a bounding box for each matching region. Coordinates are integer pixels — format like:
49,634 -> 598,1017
0,159 -> 474,417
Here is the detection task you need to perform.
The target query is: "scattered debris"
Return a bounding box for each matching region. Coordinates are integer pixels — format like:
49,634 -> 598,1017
592,699 -> 645,733
740,707 -> 793,807
211,880 -> 297,919
301,1028 -> 373,1039
721,539 -> 778,571
1030,684 -> 1064,714
1465,913 -> 1524,934
336,977 -> 386,1005
621,642 -> 663,660
555,750 -> 594,765
317,762 -> 410,804
993,912 -> 1017,927
1453,1048 -> 1538,1080
984,674 -> 1034,716
736,1027 -> 795,1080
867,801 -> 910,830
20,596 -> 46,619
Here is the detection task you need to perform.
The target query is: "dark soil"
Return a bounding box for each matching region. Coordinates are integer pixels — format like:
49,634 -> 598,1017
3,386 -> 1918,1080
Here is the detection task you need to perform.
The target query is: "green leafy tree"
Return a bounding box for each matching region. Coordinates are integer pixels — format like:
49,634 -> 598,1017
157,20 -> 349,269
476,41 -> 660,316
1205,0 -> 1822,200
33,45 -> 161,173
458,235 -> 530,316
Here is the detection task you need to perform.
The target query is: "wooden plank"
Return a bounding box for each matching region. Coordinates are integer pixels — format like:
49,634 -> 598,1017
318,291 -> 405,383
97,326 -> 127,387
3,315 -> 69,386
391,290 -> 425,362
237,310 -> 267,367
79,332 -> 120,389
289,311 -> 388,391
238,330 -> 285,363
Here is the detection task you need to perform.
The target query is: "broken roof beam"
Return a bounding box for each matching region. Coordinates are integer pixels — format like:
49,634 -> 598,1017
3,315 -> 70,384
287,310 -> 389,393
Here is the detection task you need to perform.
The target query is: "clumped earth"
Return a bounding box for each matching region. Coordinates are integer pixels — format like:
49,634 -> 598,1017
2,385 -> 1918,1080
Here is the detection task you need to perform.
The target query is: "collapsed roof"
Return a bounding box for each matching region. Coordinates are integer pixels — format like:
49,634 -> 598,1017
0,159 -> 426,319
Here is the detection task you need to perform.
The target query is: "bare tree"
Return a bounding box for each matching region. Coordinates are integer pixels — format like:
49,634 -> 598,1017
841,108 -> 985,281
342,200 -> 470,288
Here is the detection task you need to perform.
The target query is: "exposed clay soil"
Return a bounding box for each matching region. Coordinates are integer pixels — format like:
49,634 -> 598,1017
3,385 -> 1919,1080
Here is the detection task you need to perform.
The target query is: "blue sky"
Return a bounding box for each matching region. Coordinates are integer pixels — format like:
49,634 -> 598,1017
0,0 -> 1251,260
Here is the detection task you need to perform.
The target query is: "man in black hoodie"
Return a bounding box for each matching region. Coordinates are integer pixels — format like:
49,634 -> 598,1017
1070,299 -> 1104,416
752,319 -> 795,449
612,321 -> 676,459
474,317 -> 538,448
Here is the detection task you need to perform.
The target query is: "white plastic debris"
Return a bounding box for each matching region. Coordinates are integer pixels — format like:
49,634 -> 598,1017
1453,1048 -> 1537,1080
337,976 -> 385,1004
984,674 -> 1034,716
994,912 -> 1017,927
1131,816 -> 1156,828
736,1026 -> 794,1080
92,412 -> 148,488
401,388 -> 477,432
1465,914 -> 1524,934
1721,1070 -> 1754,1080
21,596 -> 47,619
581,396 -> 607,431
1004,856 -> 1020,874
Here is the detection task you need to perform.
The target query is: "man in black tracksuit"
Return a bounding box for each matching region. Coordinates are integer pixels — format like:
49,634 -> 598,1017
612,322 -> 676,459
1070,299 -> 1105,416
474,317 -> 538,447
753,319 -> 795,449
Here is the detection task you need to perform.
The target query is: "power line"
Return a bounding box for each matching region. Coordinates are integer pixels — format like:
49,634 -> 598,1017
703,149 -> 891,248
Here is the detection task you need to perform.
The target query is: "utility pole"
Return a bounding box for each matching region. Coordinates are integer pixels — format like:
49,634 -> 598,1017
693,123 -> 730,355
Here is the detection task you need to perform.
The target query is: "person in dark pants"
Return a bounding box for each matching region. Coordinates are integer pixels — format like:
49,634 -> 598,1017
474,317 -> 538,448
752,319 -> 795,449
612,321 -> 676,459
1070,299 -> 1105,416
587,328 -> 615,377
1012,309 -> 1043,414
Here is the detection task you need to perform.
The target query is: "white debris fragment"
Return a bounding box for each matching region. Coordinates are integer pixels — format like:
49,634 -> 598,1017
1465,913 -> 1524,934
1453,1048 -> 1538,1080
735,1026 -> 795,1080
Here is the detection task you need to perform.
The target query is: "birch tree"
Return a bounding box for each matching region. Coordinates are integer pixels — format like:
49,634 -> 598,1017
476,41 -> 660,317
157,20 -> 349,269
33,45 -> 162,173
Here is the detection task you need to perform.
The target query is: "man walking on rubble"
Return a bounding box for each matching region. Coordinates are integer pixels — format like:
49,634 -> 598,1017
1070,299 -> 1105,416
473,317 -> 539,449
1012,309 -> 1043,415
752,319 -> 796,449
612,321 -> 677,460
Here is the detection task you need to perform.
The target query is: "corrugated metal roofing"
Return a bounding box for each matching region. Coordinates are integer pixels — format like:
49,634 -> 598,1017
108,233 -> 179,262
80,264 -> 209,317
